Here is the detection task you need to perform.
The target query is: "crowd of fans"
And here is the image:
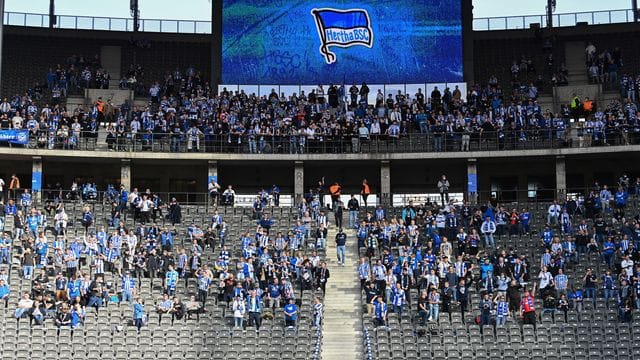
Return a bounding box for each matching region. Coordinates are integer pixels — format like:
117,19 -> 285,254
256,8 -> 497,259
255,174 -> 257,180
0,47 -> 639,152
2,179 -> 327,334
356,173 -> 640,330
0,76 -> 637,153
585,43 -> 624,86
45,54 -> 110,98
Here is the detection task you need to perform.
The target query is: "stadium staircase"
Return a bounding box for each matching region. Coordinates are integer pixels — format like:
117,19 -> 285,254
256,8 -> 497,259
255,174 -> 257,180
564,41 -> 590,86
321,227 -> 363,360
564,40 -> 622,106
80,45 -> 132,111
554,41 -> 601,105
101,46 -> 123,89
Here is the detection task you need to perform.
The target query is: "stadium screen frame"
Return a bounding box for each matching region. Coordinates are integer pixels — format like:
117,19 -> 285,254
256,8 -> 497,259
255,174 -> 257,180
221,0 -> 465,94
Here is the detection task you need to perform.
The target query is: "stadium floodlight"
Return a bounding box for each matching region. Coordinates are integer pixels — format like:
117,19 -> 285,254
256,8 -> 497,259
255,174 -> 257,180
545,0 -> 556,28
130,0 -> 140,32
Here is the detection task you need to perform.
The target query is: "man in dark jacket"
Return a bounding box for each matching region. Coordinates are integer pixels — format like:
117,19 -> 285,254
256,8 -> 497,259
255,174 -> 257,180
315,262 -> 330,294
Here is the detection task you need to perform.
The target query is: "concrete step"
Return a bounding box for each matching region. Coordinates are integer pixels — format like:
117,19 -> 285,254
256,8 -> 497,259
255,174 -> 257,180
321,225 -> 363,360
100,45 -> 122,79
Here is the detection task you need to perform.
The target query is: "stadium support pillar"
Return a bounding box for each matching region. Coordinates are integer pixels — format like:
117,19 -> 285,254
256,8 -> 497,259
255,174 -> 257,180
467,159 -> 478,205
380,161 -> 391,207
211,0 -> 223,92
555,156 -> 566,201
294,161 -> 304,205
461,0 -> 474,83
121,159 -> 131,191
0,0 -> 4,91
208,160 -> 218,182
49,0 -> 56,28
32,157 -> 43,205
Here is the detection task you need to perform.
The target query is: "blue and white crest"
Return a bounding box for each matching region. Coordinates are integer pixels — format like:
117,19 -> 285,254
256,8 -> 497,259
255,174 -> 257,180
16,131 -> 28,144
311,8 -> 374,64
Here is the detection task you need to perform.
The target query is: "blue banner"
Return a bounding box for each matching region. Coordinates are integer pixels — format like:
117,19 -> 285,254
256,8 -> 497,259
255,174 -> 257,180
32,171 -> 42,192
0,129 -> 29,145
222,0 -> 462,85
467,174 -> 477,194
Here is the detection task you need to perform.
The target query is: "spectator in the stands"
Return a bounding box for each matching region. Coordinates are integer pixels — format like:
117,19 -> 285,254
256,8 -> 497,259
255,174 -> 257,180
232,295 -> 246,328
373,295 -> 387,328
283,298 -> 298,328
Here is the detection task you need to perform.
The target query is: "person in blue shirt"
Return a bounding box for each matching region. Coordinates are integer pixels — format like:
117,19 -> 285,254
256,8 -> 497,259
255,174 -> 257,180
267,278 -> 282,310
0,278 -> 9,307
283,298 -> 298,328
4,199 -> 17,216
118,186 -> 129,214
81,208 -> 93,233
0,234 -> 11,265
161,227 -> 175,251
120,271 -> 135,305
391,283 -> 406,323
133,297 -> 145,333
165,265 -> 179,296
540,225 -> 554,249
373,296 -> 388,327
196,268 -> 212,307
246,290 -> 263,332
568,287 -> 584,313
614,186 -> 629,209
494,294 -> 509,325
70,303 -> 85,329
258,214 -> 274,234
271,184 -> 281,207
67,275 -> 82,303
601,238 -> 616,268
519,208 -> 531,234
19,189 -> 32,212
480,258 -> 494,280
26,209 -> 39,237
602,269 -> 616,308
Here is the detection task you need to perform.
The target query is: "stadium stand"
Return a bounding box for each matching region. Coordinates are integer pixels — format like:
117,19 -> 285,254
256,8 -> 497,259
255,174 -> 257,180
0,187 -> 327,360
1,64 -> 639,155
358,187 -> 640,360
0,2 -> 639,360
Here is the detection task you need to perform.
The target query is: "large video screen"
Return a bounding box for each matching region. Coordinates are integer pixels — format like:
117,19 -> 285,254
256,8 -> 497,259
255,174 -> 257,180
222,0 -> 463,85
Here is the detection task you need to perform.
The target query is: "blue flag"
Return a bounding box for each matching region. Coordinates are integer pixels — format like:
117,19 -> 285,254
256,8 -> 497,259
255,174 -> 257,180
0,129 -> 29,145
311,8 -> 373,64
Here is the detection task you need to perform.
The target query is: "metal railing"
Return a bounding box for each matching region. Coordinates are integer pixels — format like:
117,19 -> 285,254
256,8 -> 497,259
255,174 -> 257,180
473,8 -> 636,31
3,11 -> 211,34
14,188 -> 631,213
13,128 -> 638,154
4,9 -> 636,33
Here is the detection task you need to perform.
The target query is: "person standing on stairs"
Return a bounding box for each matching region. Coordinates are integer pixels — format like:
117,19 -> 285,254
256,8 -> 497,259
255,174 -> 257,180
334,198 -> 344,229
347,195 -> 360,229
437,174 -> 450,206
335,228 -> 347,266
316,262 -> 330,294
360,179 -> 371,208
